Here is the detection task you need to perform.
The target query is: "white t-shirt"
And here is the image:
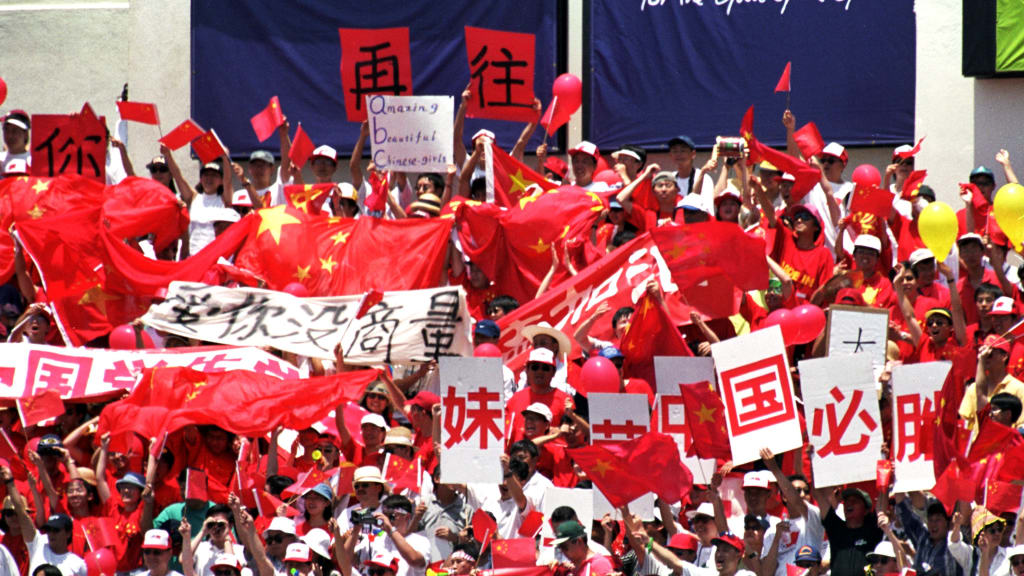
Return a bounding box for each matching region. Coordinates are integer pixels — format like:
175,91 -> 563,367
465,483 -> 533,540
371,532 -> 431,576
0,150 -> 30,178
193,540 -> 248,576
26,534 -> 88,576
521,471 -> 553,512
0,543 -> 19,576
760,505 -> 825,576
187,192 -> 226,255
674,170 -> 717,213
132,570 -> 186,576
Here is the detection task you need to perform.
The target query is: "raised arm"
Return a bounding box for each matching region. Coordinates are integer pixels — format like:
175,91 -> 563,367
760,447 -> 807,519
510,98 -> 542,162
228,494 -> 276,576
111,137 -> 135,177
350,121 -> 369,190
27,450 -> 60,516
997,149 -> 1019,185
162,144 -> 197,205
2,466 -> 37,543
61,416 -> 98,465
938,261 -> 966,346
782,110 -> 799,158
179,517 -> 196,576
453,83 -> 471,169
219,153 -> 234,206
439,163 -> 457,206
96,432 -> 112,503
278,118 -> 294,183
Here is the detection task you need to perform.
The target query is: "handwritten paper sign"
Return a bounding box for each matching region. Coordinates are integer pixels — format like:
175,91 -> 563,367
440,357 -> 505,484
368,95 -> 454,172
891,362 -> 951,492
826,304 -> 890,376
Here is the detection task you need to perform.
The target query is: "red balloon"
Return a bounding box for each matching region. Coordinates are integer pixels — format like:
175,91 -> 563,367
851,164 -> 881,188
551,73 -> 582,112
108,324 -> 138,350
282,282 -> 310,297
86,548 -> 118,576
762,308 -> 801,346
474,343 -> 502,358
791,303 -> 827,345
0,78 -> 7,108
579,356 -> 620,396
593,169 -> 622,187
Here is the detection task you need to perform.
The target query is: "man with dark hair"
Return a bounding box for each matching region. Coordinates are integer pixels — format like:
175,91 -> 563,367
894,496 -> 957,575
816,487 -> 883,576
552,521 -> 614,576
486,295 -> 519,320
339,494 -> 430,576
962,335 -> 1024,430
192,504 -> 244,576
508,440 -> 552,513
989,392 -> 1024,428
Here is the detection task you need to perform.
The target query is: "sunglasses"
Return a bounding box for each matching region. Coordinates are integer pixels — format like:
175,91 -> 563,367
2,510 -> 15,517
986,524 -> 1004,534
819,157 -> 838,164
527,362 -> 554,373
149,166 -> 169,174
366,393 -> 388,401
213,570 -> 239,576
368,569 -> 389,576
315,445 -> 337,453
265,534 -> 286,545
792,211 -> 815,221
925,318 -> 951,327
1011,558 -> 1024,567
143,549 -> 167,556
354,482 -> 375,489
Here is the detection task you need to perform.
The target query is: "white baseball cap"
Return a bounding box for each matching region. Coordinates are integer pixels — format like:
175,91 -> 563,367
284,542 -> 313,563
361,413 -> 389,429
568,141 -> 600,160
262,516 -> 297,538
311,145 -> 337,163
231,189 -> 253,208
742,471 -> 772,489
853,235 -> 882,253
522,402 -> 553,422
821,142 -> 848,163
528,348 -> 556,366
141,529 -> 171,550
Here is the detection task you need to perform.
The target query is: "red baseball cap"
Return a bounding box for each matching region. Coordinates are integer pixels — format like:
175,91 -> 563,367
984,334 -> 1011,354
711,533 -> 744,553
668,532 -> 699,551
407,390 -> 440,411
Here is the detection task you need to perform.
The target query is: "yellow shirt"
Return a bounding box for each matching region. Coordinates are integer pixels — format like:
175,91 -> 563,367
959,373 -> 1024,429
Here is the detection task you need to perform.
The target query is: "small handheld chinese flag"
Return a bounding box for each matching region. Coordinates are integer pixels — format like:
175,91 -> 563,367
472,508 -> 497,547
902,170 -> 928,200
288,123 -> 315,169
356,289 -> 384,319
491,538 -> 538,568
250,96 -> 284,142
895,137 -> 925,159
192,129 -> 227,164
516,510 -> 545,538
81,517 -> 119,550
185,468 -> 208,501
116,101 -> 160,125
16,389 -> 65,429
792,122 -> 824,159
159,119 -> 204,150
775,62 -> 792,93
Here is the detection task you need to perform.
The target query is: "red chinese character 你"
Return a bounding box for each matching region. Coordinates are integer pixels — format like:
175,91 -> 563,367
720,355 -> 794,435
810,386 -> 878,457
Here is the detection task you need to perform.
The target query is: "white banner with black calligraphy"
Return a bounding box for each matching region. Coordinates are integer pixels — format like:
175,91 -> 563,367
890,361 -> 951,493
798,354 -> 884,488
141,282 -> 473,363
0,343 -> 299,400
439,357 -> 505,484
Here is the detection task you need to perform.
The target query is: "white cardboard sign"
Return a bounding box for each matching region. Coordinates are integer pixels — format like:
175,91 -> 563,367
368,95 -> 454,172
890,361 -> 951,493
440,357 -> 505,484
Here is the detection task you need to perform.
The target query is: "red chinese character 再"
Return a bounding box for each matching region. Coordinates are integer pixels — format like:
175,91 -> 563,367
720,355 -> 795,435
810,386 -> 878,457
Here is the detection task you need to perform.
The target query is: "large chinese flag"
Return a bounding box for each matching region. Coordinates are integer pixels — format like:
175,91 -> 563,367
569,432 -> 691,507
234,201 -> 451,296
102,177 -> 189,252
486,142 -> 556,208
678,381 -> 732,460
338,28 -> 413,122
620,291 -> 692,385
453,186 -> 604,305
464,27 -> 537,123
99,367 -> 379,440
0,175 -> 106,283
650,221 -> 769,292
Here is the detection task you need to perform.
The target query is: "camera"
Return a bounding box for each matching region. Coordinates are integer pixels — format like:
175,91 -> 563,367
508,458 -> 530,481
350,508 -> 383,528
715,136 -> 747,158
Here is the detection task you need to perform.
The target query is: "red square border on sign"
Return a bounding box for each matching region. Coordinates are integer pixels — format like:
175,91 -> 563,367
719,355 -> 794,435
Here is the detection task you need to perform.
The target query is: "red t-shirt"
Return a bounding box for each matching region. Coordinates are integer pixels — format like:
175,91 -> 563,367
910,337 -> 976,388
104,497 -> 144,571
958,269 -> 1000,326
505,387 -> 572,445
911,282 -> 951,321
771,224 -> 834,301
854,272 -> 898,312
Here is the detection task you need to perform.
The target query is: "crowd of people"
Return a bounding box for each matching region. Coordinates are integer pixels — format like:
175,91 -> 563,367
1,76 -> 1024,576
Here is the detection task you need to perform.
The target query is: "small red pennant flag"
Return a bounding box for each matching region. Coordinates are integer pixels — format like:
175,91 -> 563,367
774,62 -> 791,93
251,96 -> 284,142
895,137 -> 925,159
792,122 -> 825,159
16,389 -> 65,429
116,101 -> 160,125
159,119 -> 204,150
288,123 -> 315,169
356,289 -> 384,319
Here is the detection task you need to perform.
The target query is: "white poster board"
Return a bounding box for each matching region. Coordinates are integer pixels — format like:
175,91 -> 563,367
827,305 -> 890,376
798,354 -> 884,488
368,95 -> 454,172
439,357 -> 505,484
653,356 -> 718,483
891,362 -> 951,493
588,393 -> 650,446
711,326 -> 802,465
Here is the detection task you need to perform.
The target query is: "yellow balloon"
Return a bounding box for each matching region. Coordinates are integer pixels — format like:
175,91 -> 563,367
993,182 -> 1024,250
917,201 -> 957,260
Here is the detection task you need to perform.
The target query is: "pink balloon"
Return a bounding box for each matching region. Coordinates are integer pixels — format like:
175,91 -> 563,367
86,548 -> 118,576
551,73 -> 582,112
791,303 -> 827,345
0,78 -> 8,108
474,343 -> 502,358
851,164 -> 881,188
108,324 -> 137,350
579,356 -> 620,396
593,169 -> 622,187
282,282 -> 310,297
762,308 -> 801,346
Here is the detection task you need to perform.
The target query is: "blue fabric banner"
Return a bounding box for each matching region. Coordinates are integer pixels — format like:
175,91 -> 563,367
191,1 -> 558,159
587,0 -> 915,150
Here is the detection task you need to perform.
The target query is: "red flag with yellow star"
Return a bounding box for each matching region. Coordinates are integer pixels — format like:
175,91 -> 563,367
284,183 -> 333,216
569,432 -> 691,507
454,186 -> 605,305
250,96 -> 284,142
486,141 -> 556,208
847,185 -> 895,228
234,203 -> 450,296
192,129 -> 227,164
116,100 -> 159,125
650,221 -> 769,293
901,170 -> 928,200
382,453 -> 420,493
678,381 -> 731,460
620,291 -> 692,385
16,389 -> 65,429
747,137 -> 821,204
491,538 -> 537,568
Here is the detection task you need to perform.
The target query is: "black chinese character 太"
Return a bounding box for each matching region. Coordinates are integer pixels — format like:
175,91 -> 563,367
469,46 -> 531,109
350,42 -> 409,112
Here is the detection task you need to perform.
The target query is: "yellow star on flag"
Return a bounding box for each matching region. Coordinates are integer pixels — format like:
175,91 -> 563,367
664,244 -> 686,260
529,237 -> 549,254
185,381 -> 207,402
27,204 -> 45,219
861,286 -> 879,305
696,403 -> 716,424
592,459 -> 613,477
31,180 -> 49,194
256,205 -> 301,244
319,256 -> 337,275
508,169 -> 536,198
294,265 -> 312,281
330,230 -> 350,246
78,285 -> 119,315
